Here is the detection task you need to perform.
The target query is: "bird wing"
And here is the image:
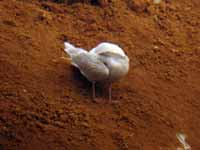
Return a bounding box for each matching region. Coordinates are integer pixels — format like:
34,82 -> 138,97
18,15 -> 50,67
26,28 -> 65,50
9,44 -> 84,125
72,53 -> 109,82
89,42 -> 126,57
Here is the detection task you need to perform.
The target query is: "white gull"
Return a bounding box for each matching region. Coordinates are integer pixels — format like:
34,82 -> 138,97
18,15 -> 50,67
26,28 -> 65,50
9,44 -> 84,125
64,42 -> 129,102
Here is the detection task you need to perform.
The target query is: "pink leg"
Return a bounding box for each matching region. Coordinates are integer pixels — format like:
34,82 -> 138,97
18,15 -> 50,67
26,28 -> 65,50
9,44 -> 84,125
108,84 -> 119,103
92,82 -> 103,103
92,82 -> 96,101
109,84 -> 112,102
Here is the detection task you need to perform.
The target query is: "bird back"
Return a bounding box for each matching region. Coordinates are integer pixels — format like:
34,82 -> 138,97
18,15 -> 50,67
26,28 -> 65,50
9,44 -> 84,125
89,42 -> 126,57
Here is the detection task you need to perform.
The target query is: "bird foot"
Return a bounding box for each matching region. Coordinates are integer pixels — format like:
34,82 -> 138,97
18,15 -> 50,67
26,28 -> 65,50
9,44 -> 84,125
108,100 -> 120,104
93,98 -> 106,104
93,98 -> 120,104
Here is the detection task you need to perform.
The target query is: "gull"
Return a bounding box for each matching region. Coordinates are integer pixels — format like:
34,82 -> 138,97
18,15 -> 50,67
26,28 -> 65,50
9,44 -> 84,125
64,42 -> 129,102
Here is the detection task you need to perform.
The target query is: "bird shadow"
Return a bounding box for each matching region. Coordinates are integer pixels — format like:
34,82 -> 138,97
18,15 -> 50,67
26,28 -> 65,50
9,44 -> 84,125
57,58 -> 107,101
70,66 -> 107,99
70,66 -> 90,87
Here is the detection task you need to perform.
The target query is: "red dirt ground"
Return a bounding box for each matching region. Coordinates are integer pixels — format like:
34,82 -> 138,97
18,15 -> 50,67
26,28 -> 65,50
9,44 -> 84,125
0,0 -> 200,149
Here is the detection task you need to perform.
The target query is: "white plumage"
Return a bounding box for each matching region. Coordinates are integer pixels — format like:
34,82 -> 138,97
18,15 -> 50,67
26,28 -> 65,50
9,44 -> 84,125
64,42 -> 129,102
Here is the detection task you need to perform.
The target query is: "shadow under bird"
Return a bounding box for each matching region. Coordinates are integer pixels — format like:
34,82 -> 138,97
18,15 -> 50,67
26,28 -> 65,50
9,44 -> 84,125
64,42 -> 129,102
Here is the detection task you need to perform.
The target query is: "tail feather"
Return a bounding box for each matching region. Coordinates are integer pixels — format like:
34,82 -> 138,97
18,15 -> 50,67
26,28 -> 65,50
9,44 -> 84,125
64,42 -> 77,58
64,42 -> 87,58
64,42 -> 88,68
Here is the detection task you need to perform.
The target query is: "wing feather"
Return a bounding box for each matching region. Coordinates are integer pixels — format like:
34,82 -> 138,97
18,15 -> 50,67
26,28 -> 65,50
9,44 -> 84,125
72,53 -> 109,82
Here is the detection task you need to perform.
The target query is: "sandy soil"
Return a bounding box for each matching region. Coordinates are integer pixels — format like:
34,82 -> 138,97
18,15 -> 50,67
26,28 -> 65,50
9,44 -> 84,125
0,0 -> 200,149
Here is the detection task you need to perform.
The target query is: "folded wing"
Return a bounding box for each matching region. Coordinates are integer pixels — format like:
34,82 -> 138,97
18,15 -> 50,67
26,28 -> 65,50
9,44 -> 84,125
72,53 -> 109,82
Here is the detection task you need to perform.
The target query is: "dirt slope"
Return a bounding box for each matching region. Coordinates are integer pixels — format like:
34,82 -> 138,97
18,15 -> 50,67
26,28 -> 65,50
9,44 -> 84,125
0,0 -> 200,149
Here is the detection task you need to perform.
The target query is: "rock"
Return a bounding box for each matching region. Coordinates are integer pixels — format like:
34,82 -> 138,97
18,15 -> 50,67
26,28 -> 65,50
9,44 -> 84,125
153,0 -> 162,4
38,10 -> 52,21
81,122 -> 90,128
55,0 -> 110,6
98,0 -> 110,7
127,0 -> 151,13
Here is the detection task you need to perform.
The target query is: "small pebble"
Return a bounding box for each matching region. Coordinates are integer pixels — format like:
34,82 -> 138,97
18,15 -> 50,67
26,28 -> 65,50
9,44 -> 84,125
153,0 -> 162,4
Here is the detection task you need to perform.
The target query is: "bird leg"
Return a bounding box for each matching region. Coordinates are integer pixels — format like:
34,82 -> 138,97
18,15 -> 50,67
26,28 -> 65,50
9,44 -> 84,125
108,84 -> 119,103
92,82 -> 96,101
92,82 -> 106,104
109,84 -> 112,102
